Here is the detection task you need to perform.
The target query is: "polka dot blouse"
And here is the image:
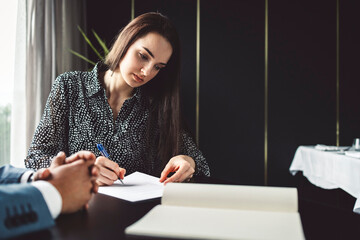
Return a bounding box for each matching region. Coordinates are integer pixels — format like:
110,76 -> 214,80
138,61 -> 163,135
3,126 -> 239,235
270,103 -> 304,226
25,62 -> 210,177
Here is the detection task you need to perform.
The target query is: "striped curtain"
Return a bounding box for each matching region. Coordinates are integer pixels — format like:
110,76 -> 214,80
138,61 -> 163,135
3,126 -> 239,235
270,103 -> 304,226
10,0 -> 87,167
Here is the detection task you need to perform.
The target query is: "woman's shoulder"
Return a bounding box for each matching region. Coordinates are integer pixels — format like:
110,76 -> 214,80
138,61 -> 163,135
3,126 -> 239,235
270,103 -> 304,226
55,68 -> 99,92
48,71 -> 92,100
57,62 -> 105,84
56,69 -> 92,84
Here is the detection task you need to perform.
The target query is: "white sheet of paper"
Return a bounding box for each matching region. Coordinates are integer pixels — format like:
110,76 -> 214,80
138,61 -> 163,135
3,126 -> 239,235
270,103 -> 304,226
98,171 -> 164,202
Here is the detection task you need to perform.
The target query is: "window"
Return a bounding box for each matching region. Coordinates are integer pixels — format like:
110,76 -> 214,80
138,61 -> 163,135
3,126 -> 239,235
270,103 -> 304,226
0,0 -> 18,166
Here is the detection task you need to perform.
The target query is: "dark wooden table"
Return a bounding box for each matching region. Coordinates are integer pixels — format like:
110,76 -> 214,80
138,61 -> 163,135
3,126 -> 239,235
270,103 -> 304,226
14,174 -> 360,240
294,172 -> 360,240
14,176 -> 232,240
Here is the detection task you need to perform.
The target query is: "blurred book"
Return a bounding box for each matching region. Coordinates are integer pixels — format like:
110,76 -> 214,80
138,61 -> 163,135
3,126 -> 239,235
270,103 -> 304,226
125,183 -> 305,240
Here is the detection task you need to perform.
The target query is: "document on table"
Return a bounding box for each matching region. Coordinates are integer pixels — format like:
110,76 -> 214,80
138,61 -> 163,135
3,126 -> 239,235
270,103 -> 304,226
98,171 -> 164,202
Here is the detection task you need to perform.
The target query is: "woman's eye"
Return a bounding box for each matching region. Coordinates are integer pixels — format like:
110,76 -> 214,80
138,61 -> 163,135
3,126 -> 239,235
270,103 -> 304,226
154,65 -> 161,71
139,52 -> 148,60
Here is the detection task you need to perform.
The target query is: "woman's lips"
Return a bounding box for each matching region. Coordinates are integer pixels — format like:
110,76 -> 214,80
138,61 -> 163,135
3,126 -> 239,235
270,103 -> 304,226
133,74 -> 144,83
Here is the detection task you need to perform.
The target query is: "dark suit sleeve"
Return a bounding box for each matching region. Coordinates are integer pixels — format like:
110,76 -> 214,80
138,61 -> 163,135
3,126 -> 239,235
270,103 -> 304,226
0,183 -> 55,238
0,165 -> 28,184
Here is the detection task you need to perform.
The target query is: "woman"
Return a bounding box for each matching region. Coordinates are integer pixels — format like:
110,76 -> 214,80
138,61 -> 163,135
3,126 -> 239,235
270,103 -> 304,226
25,12 -> 210,185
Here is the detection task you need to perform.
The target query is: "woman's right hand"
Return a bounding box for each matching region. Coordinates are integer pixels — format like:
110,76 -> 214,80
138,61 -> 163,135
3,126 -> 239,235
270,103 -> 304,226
95,156 -> 126,186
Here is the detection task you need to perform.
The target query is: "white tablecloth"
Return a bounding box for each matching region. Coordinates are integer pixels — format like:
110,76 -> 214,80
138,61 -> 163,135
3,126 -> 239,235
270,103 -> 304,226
290,146 -> 360,214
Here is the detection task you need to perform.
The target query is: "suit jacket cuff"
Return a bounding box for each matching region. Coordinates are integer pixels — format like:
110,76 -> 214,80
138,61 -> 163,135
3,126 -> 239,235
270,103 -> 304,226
31,181 -> 62,219
20,170 -> 34,183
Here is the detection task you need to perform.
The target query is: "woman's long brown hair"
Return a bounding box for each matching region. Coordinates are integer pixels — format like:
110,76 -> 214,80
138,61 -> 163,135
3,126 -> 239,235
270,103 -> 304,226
105,12 -> 182,169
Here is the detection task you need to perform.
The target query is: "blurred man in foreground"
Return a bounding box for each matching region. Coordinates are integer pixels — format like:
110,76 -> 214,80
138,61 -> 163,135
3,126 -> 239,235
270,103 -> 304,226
0,151 -> 98,238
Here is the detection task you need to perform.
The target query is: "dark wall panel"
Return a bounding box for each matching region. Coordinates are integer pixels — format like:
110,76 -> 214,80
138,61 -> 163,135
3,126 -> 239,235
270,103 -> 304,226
200,0 -> 265,185
85,0 -> 359,187
86,0 -> 131,63
339,0 -> 360,146
135,0 -> 197,134
268,0 -> 337,186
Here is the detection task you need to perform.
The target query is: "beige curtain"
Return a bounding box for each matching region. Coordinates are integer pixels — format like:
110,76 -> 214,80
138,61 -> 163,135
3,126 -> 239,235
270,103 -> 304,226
11,0 -> 87,167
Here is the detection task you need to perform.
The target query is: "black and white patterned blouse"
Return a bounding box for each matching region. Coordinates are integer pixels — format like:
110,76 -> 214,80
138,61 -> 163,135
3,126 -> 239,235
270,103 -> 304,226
25,63 -> 210,177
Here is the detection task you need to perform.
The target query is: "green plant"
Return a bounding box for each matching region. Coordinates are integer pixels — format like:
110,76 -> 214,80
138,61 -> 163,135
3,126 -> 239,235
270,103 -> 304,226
69,26 -> 109,66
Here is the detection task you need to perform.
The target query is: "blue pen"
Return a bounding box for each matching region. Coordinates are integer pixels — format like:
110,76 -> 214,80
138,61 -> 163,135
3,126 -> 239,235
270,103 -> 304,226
97,143 -> 124,184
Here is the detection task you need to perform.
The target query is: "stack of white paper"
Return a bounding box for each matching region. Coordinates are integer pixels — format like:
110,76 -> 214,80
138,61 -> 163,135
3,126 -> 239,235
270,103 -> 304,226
98,171 -> 164,202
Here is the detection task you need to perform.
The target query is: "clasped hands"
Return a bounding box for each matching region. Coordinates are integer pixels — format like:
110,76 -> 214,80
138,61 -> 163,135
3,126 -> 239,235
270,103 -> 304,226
33,152 -> 196,213
33,151 -> 99,214
95,154 -> 195,186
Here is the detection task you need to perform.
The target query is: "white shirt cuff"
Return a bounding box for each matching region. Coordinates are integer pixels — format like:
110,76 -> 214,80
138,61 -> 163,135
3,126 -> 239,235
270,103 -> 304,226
31,180 -> 62,219
20,170 -> 34,183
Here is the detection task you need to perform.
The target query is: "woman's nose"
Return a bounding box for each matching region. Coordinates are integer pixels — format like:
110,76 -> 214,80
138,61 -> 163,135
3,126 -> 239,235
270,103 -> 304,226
141,65 -> 151,77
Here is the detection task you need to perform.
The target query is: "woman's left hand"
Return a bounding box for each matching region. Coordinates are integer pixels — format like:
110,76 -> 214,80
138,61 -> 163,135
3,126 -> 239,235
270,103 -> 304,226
159,155 -> 195,184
